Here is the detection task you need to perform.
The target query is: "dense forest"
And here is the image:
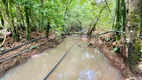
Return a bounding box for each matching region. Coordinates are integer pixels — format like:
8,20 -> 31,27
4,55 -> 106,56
0,0 -> 142,80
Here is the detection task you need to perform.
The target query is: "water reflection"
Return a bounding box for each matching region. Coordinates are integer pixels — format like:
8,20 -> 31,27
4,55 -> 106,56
78,69 -> 97,80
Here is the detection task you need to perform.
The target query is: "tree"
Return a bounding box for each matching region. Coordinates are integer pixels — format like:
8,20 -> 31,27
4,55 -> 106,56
123,0 -> 141,76
140,0 -> 142,35
24,1 -> 31,40
113,0 -> 126,40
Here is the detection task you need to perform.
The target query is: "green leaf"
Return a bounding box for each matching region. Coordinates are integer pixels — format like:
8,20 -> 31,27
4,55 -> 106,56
105,37 -> 111,42
113,47 -> 118,52
30,45 -> 37,49
139,50 -> 142,53
0,47 -> 4,51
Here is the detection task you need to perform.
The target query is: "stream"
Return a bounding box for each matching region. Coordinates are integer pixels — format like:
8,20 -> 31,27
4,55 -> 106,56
0,36 -> 123,80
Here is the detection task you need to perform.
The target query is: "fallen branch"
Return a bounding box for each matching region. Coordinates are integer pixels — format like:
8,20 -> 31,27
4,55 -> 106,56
63,30 -> 87,35
92,30 -> 124,37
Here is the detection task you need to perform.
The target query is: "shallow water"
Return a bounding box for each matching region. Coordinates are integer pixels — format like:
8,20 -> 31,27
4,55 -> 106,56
0,36 -> 123,80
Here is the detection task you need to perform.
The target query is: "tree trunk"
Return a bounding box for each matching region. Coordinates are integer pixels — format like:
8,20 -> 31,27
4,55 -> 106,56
122,0 -> 126,31
46,21 -> 50,38
140,0 -> 142,36
124,0 -> 141,77
0,12 -> 4,27
41,0 -> 44,27
2,0 -> 19,41
9,2 -> 19,41
25,6 -> 30,40
115,0 -> 121,40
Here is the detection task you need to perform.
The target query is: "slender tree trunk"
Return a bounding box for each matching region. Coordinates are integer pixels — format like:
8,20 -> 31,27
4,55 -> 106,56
41,0 -> 44,27
140,0 -> 142,35
17,5 -> 25,29
0,12 -> 4,27
25,6 -> 30,40
9,3 -> 19,41
46,21 -> 50,38
122,0 -> 126,31
87,6 -> 104,37
114,0 -> 121,40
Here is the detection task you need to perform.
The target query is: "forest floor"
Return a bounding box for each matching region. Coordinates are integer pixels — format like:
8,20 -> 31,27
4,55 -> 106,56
0,31 -> 63,77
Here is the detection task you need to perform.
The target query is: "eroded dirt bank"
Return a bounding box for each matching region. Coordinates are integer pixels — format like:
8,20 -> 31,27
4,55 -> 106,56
0,32 -> 63,77
88,36 -> 142,80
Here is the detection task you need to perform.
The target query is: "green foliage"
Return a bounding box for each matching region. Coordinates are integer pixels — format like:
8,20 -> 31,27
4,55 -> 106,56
105,37 -> 111,42
0,47 -> 4,51
30,45 -> 37,49
131,54 -> 141,62
0,0 -> 115,40
130,41 -> 142,63
129,14 -> 140,23
134,41 -> 141,53
113,46 -> 119,52
139,50 -> 142,53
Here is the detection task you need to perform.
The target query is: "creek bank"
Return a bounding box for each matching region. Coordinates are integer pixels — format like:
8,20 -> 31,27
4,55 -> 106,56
88,35 -> 142,80
0,31 -> 64,77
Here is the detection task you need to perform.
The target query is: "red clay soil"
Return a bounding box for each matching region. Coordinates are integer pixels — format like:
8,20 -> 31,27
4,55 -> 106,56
89,36 -> 142,79
90,38 -> 125,74
0,31 -> 63,77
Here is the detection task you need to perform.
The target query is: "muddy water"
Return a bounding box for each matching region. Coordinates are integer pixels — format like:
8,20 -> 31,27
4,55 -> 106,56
0,36 -> 123,80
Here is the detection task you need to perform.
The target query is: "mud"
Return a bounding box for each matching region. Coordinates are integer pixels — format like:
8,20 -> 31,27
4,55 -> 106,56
0,31 -> 62,77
